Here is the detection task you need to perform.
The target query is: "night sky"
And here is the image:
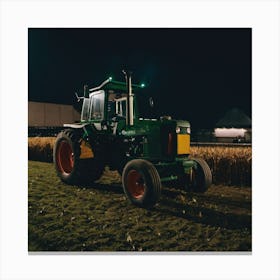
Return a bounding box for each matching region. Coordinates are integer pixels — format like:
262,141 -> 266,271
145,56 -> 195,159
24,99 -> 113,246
28,28 -> 251,128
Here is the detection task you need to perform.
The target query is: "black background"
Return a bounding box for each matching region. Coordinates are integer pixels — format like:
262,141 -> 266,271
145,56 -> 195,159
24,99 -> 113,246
28,28 -> 251,128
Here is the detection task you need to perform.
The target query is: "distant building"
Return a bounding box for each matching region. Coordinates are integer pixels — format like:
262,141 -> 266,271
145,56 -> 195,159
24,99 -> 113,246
28,102 -> 81,136
28,101 -> 80,127
214,108 -> 252,143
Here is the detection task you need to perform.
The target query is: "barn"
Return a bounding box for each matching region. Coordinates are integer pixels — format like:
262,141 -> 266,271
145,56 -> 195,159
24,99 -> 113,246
28,101 -> 80,136
214,108 -> 252,143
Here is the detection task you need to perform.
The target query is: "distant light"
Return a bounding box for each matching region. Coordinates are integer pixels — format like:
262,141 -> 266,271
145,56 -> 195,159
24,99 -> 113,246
140,83 -> 145,88
108,77 -> 113,81
215,128 -> 246,137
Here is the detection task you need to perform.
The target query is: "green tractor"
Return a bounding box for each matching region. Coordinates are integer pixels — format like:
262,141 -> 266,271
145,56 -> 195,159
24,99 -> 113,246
54,71 -> 212,208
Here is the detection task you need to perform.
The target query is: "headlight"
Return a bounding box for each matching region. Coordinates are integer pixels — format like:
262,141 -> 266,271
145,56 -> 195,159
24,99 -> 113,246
176,126 -> 191,134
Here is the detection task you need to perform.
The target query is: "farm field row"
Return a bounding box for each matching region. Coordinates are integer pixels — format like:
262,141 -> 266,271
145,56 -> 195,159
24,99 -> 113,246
28,160 -> 251,252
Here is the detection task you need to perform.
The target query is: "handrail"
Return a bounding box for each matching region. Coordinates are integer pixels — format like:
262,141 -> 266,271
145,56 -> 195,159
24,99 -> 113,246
89,78 -> 111,92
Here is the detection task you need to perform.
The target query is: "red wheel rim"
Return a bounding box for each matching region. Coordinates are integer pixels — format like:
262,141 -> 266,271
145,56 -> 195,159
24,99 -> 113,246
126,170 -> 145,199
56,140 -> 74,175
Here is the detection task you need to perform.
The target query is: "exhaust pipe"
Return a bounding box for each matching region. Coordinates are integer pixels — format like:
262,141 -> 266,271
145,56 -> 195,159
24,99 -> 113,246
122,70 -> 134,126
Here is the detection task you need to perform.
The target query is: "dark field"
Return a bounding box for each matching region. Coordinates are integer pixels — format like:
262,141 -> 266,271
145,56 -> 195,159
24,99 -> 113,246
28,161 -> 251,252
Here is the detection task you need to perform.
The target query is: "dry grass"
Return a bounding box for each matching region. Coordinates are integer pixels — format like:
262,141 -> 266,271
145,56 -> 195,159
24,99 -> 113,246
28,137 -> 252,186
28,137 -> 55,162
191,146 -> 251,186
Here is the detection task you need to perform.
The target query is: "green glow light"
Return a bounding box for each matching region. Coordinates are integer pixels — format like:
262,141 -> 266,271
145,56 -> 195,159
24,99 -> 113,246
140,83 -> 145,88
109,77 -> 113,81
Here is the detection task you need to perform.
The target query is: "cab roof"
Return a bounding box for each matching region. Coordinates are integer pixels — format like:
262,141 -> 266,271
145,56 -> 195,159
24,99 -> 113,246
88,78 -> 145,94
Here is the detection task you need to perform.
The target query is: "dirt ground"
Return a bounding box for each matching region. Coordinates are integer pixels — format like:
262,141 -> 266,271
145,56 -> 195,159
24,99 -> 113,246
28,160 -> 251,252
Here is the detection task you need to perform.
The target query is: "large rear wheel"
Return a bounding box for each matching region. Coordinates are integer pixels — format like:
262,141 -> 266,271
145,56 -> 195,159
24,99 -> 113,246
54,129 -> 104,185
122,159 -> 161,208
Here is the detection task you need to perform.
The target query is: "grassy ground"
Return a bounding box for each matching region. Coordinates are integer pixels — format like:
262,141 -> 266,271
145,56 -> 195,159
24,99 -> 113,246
28,160 -> 251,252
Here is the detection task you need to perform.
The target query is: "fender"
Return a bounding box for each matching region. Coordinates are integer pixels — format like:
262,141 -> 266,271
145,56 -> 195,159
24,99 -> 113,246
63,123 -> 94,159
63,123 -> 87,129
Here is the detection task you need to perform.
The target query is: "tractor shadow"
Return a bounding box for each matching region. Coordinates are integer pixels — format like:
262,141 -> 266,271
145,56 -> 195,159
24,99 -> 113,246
158,188 -> 251,230
78,182 -> 251,231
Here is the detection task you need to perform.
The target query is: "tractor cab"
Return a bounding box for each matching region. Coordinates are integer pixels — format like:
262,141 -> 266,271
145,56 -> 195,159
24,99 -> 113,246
78,75 -> 149,132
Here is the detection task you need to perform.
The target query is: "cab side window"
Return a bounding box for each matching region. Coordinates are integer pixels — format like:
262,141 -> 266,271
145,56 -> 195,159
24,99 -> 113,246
81,98 -> 90,121
89,90 -> 105,120
115,98 -> 127,118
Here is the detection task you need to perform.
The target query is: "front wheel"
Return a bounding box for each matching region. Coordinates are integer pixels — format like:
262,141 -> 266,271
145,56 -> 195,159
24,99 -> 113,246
122,159 -> 161,208
187,157 -> 212,193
